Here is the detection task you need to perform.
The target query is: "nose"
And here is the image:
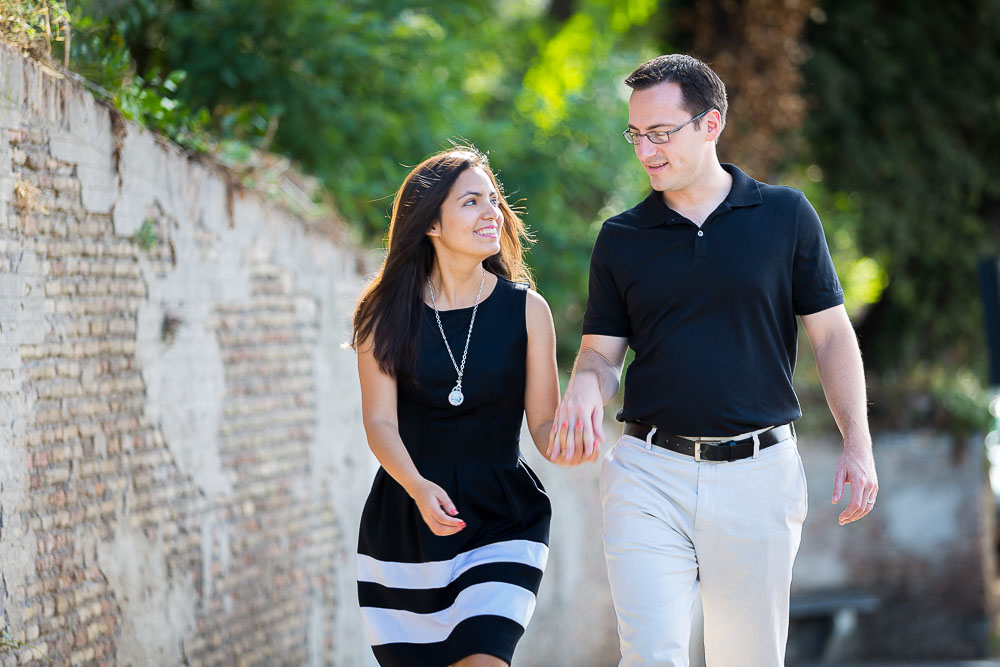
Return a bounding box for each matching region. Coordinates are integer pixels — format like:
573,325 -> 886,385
485,200 -> 501,220
635,134 -> 657,161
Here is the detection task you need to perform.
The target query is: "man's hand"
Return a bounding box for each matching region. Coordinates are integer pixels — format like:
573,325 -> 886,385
832,438 -> 878,525
545,337 -> 627,466
546,370 -> 605,466
800,306 -> 877,526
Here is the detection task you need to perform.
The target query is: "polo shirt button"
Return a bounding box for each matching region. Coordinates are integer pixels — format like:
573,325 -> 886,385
697,230 -> 704,237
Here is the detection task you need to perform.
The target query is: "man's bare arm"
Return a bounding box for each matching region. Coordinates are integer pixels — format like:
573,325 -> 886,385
801,305 -> 878,525
548,335 -> 629,464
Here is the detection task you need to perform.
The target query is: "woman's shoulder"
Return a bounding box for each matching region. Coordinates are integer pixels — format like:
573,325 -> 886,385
490,275 -> 546,307
494,274 -> 529,292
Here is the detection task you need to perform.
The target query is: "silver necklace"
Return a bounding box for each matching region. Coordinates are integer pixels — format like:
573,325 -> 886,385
427,268 -> 487,407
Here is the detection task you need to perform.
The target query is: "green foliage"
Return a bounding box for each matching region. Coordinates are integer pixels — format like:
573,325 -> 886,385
12,0 -> 994,432
802,1 -> 1000,386
0,0 -> 69,54
1,627 -> 52,662
133,217 -> 157,250
59,0 -> 659,360
783,168 -> 889,320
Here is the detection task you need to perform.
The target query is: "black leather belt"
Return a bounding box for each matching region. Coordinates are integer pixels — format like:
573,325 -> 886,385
622,422 -> 794,462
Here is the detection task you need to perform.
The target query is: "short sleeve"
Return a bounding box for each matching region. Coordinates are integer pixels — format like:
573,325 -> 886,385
582,224 -> 631,337
793,193 -> 845,315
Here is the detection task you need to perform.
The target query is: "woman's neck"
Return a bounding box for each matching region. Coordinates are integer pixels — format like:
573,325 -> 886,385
427,260 -> 489,310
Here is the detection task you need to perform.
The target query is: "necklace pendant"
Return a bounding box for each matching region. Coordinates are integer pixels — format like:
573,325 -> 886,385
448,386 -> 465,407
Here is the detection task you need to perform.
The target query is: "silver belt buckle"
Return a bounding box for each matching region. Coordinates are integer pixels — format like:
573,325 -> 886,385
694,440 -> 702,462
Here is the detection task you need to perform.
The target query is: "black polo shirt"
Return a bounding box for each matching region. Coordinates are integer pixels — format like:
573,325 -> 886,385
582,164 -> 844,435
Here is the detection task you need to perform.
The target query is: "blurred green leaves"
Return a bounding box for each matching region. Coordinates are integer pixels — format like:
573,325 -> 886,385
11,0 -> 998,431
802,1 -> 1000,380
48,0 -> 660,361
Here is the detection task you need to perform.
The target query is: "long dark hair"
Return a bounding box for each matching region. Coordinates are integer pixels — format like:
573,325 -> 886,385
352,145 -> 534,380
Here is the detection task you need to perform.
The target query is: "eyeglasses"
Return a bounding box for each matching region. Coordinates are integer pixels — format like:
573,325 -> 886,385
622,109 -> 712,145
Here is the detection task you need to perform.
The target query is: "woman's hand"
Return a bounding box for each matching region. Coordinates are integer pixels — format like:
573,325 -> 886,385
408,479 -> 465,536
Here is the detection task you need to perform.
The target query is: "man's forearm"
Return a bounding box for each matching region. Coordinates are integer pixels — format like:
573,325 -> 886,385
571,347 -> 622,405
814,328 -> 871,445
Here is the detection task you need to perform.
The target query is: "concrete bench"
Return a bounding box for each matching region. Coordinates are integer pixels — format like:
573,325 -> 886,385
787,590 -> 880,662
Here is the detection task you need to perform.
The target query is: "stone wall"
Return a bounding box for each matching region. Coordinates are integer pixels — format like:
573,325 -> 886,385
792,431 -> 995,660
0,43 -> 373,666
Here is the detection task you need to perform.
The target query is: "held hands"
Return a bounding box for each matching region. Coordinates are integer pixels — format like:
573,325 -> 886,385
832,438 -> 878,525
409,478 -> 465,536
546,371 -> 605,466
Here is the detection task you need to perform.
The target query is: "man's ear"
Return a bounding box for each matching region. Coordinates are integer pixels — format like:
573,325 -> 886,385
705,109 -> 724,142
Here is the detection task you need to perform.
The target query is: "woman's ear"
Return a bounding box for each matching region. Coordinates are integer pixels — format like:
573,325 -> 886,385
426,218 -> 441,238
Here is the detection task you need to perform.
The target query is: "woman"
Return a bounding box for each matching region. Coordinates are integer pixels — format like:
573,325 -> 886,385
352,146 -> 567,667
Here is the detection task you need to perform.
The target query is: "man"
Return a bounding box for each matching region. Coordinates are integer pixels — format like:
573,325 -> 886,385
547,54 -> 878,666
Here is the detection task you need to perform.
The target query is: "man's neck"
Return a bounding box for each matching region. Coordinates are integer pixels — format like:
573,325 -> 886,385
662,162 -> 733,226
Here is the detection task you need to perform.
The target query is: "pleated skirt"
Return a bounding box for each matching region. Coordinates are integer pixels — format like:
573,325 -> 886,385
357,458 -> 551,667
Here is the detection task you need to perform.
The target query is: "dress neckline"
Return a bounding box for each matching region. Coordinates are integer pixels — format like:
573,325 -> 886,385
423,274 -> 503,313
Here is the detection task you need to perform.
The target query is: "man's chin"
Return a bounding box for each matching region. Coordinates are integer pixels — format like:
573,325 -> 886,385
647,175 -> 671,192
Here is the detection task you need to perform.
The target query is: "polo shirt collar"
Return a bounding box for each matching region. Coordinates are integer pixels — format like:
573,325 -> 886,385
635,163 -> 762,228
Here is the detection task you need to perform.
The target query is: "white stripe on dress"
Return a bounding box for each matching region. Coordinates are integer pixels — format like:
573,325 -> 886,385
361,581 -> 537,646
357,539 -> 548,590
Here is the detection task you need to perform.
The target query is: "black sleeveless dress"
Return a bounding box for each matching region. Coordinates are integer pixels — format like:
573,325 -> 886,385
357,276 -> 552,667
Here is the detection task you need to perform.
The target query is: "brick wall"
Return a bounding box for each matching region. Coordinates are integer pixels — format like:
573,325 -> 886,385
0,43 -> 372,666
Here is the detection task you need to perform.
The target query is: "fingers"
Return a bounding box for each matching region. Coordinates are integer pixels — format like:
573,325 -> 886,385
837,479 -> 878,525
439,492 -> 458,519
860,486 -> 878,519
546,417 -> 569,460
428,512 -> 464,536
838,484 -> 864,525
566,423 -> 589,465
551,420 -> 594,466
591,406 -> 605,444
580,417 -> 595,459
831,465 -> 846,504
585,439 -> 601,462
554,419 -> 571,462
585,406 -> 604,462
423,488 -> 465,536
833,447 -> 879,525
545,420 -> 586,466
568,418 -> 591,461
546,398 -> 604,466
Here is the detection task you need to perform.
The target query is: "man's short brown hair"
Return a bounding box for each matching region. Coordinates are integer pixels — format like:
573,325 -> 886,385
625,54 -> 728,128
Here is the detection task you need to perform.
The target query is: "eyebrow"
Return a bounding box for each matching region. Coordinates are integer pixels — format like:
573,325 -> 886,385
457,190 -> 497,199
626,122 -> 676,131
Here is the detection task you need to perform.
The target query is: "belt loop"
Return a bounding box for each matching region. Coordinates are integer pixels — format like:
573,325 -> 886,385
694,441 -> 702,462
752,432 -> 761,459
645,425 -> 657,451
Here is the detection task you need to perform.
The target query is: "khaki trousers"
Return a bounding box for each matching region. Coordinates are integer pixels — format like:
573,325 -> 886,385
600,431 -> 807,667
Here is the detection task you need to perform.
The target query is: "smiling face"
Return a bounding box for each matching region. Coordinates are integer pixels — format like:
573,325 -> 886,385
426,166 -> 503,260
627,81 -> 722,194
